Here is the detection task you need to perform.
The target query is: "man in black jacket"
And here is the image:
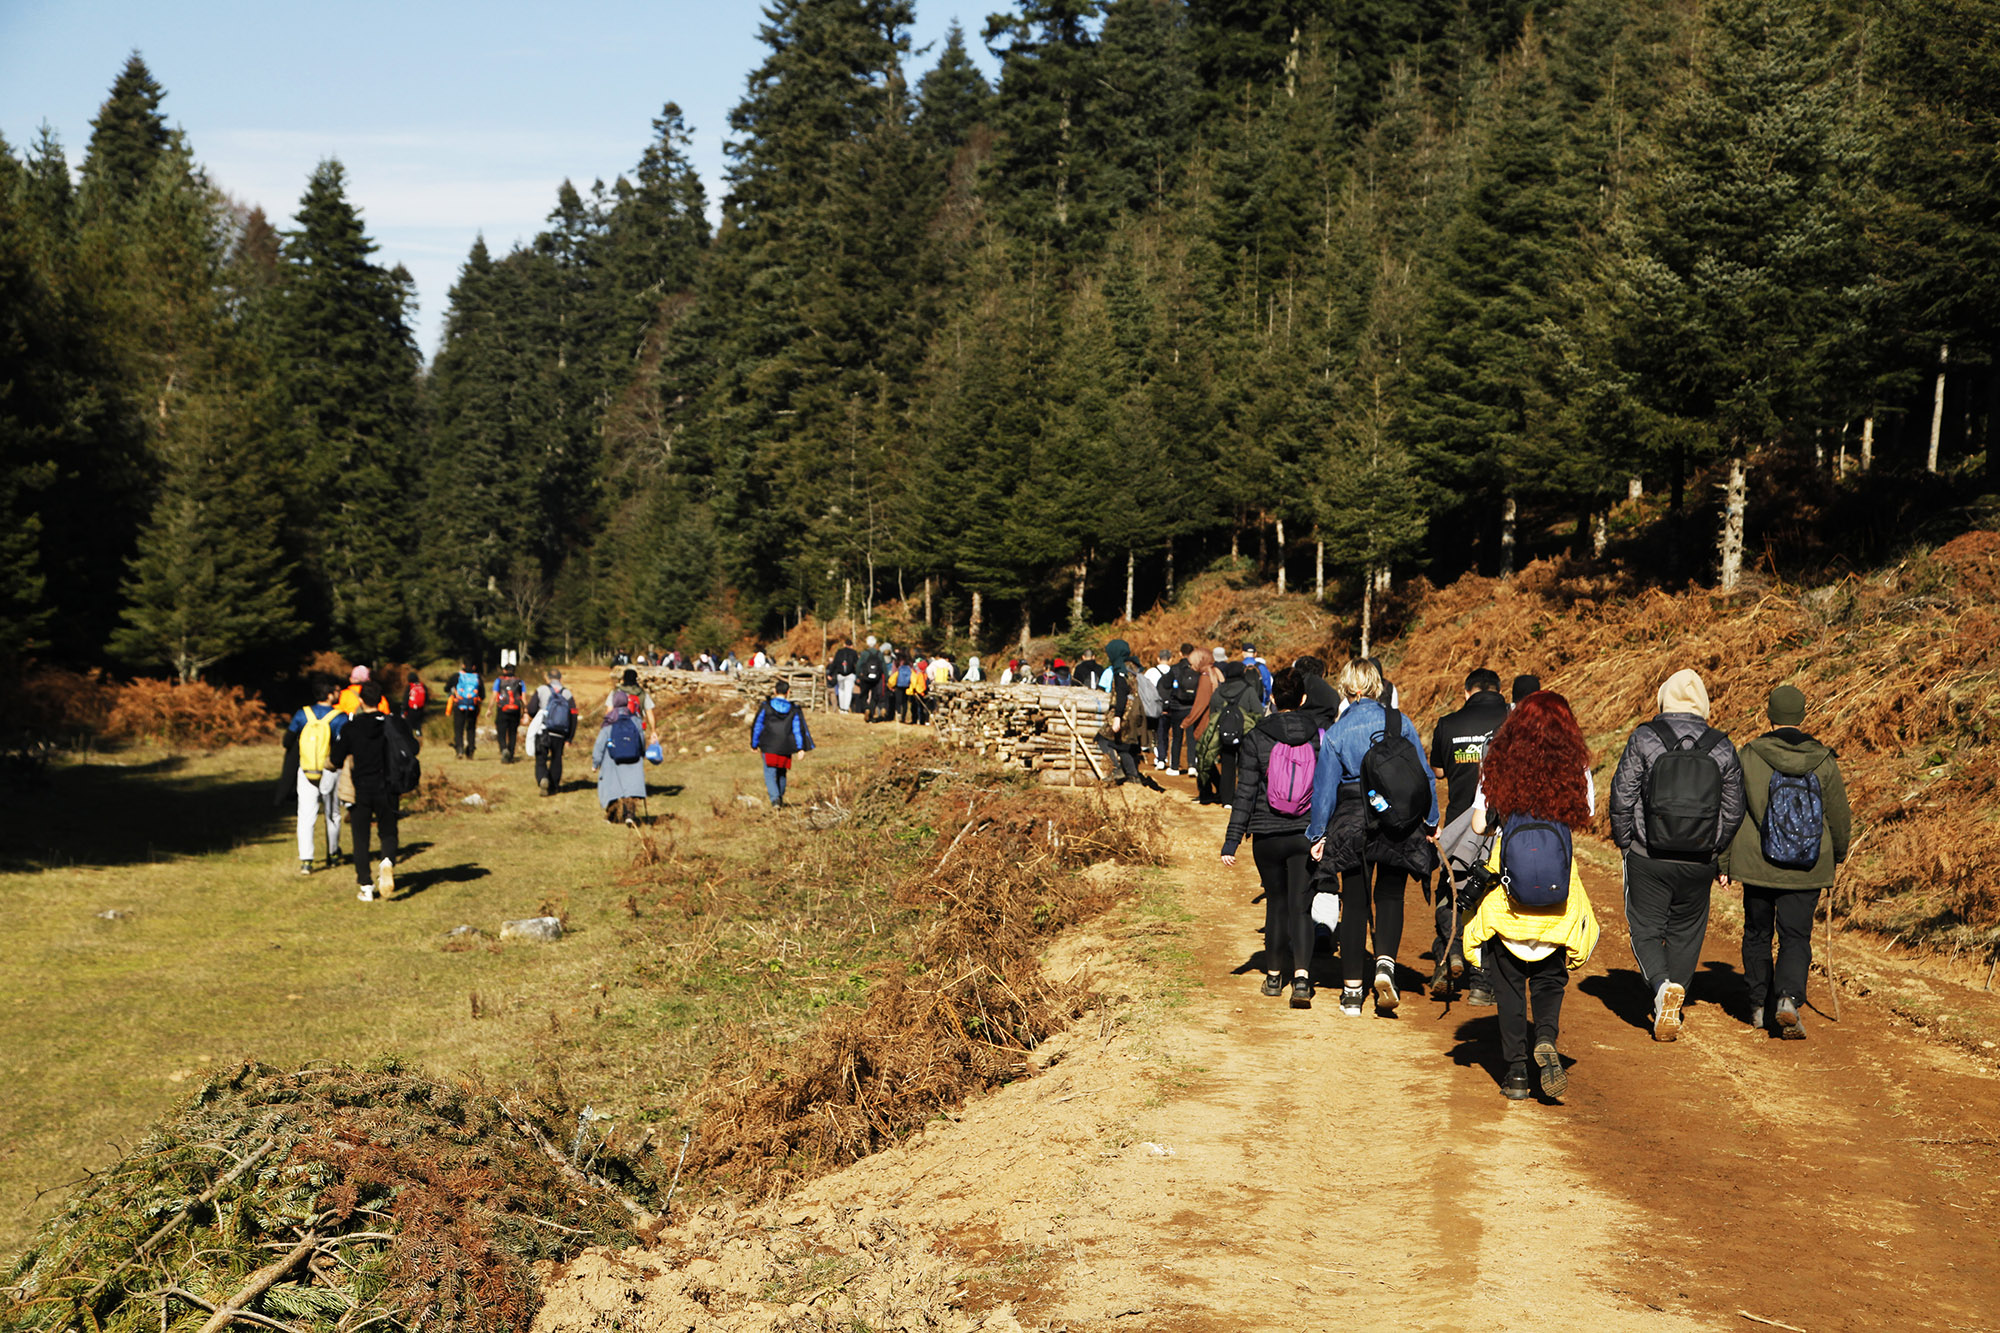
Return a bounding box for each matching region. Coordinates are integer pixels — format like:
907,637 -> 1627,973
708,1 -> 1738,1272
830,639 -> 860,713
1610,668 -> 1746,1041
1428,668 -> 1512,1000
328,682 -> 411,902
856,637 -> 888,721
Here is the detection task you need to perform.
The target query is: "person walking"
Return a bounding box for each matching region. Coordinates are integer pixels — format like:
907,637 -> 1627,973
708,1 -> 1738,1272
858,637 -> 888,721
1307,658 -> 1439,1015
337,665 -> 387,717
529,669 -> 578,796
593,690 -> 649,826
908,655 -> 932,724
1293,655 -> 1342,732
1428,668 -> 1512,1002
1197,659 -> 1262,806
1222,668 -> 1322,1006
327,682 -> 414,901
750,678 -> 815,807
1609,668 -> 1745,1041
492,664 -> 526,763
1158,644 -> 1199,775
1242,644 -> 1273,706
1719,684 -> 1852,1039
403,673 -> 429,737
831,638 -> 859,712
448,660 -> 483,759
1094,639 -> 1164,791
1460,691 -> 1600,1099
1179,650 -> 1216,794
285,678 -> 347,875
605,667 -> 657,738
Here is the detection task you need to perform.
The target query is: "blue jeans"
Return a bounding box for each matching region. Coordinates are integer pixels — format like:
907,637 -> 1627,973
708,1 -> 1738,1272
763,764 -> 789,807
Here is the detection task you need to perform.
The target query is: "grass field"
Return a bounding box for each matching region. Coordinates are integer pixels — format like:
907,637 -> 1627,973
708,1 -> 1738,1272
0,670 -> 905,1258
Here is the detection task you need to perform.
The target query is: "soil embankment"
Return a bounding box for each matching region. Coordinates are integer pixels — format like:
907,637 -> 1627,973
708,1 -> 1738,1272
534,778 -> 2000,1332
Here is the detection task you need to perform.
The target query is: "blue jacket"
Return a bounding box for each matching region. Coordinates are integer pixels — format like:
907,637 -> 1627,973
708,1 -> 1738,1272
750,697 -> 814,755
1305,697 -> 1439,841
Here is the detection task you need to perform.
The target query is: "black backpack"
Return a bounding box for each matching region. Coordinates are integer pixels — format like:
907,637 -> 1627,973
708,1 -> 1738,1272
384,715 -> 422,796
1360,701 -> 1431,835
1642,719 -> 1725,859
1216,687 -> 1261,748
758,702 -> 799,757
1167,662 -> 1200,708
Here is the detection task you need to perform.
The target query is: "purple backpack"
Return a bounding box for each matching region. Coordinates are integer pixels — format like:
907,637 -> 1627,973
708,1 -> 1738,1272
1266,737 -> 1317,815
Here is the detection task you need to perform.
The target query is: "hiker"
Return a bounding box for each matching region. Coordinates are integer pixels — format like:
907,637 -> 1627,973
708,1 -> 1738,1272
337,665 -> 387,716
592,690 -> 649,827
327,681 -> 416,901
750,677 -> 814,807
1609,668 -> 1746,1041
888,653 -> 914,722
492,664 -> 526,763
448,660 -> 483,759
1719,684 -> 1852,1039
830,638 -> 859,712
908,655 -> 932,724
1095,639 -> 1165,791
403,673 -> 429,737
1512,674 -> 1541,704
858,637 -> 888,721
1195,658 -> 1261,806
605,668 -> 657,738
1293,655 -> 1342,732
1461,691 -> 1601,1100
1307,657 -> 1439,1016
286,677 -> 347,875
1242,644 -> 1274,707
1178,650 -> 1216,791
963,655 -> 983,683
1221,667 -> 1322,1006
1158,644 -> 1200,775
528,669 -> 578,796
1428,668 -> 1512,1002
1072,653 -> 1100,691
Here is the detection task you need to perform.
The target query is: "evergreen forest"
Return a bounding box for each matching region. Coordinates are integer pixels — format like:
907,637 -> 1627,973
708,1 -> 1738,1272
5,0 -> 1999,682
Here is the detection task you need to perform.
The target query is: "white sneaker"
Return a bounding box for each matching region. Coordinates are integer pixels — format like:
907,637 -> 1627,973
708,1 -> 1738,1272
376,857 -> 395,899
1373,958 -> 1400,1013
357,885 -> 377,902
1653,981 -> 1685,1041
299,860 -> 313,877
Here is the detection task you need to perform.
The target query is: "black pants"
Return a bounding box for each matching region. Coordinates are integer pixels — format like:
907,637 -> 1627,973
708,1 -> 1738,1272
1486,942 -> 1569,1065
1255,834 -> 1316,977
406,707 -> 426,739
865,679 -> 888,721
496,711 -> 520,760
348,788 -> 400,884
1096,737 -> 1141,782
1743,885 -> 1820,1009
452,707 -> 478,757
1339,862 -> 1408,979
1218,750 -> 1239,804
889,686 -> 908,721
1157,706 -> 1188,768
1623,851 -> 1714,998
535,734 -> 568,791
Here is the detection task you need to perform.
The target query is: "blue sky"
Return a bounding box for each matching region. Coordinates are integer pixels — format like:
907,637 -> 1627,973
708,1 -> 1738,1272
0,0 -> 998,360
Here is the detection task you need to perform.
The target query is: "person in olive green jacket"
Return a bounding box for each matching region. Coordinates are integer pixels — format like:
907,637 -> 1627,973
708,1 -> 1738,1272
1718,684 -> 1852,1039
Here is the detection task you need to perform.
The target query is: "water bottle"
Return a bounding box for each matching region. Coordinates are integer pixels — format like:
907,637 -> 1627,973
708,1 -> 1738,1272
1366,789 -> 1389,814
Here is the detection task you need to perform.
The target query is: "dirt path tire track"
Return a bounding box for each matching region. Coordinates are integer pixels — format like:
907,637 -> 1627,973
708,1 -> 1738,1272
532,781 -> 2000,1333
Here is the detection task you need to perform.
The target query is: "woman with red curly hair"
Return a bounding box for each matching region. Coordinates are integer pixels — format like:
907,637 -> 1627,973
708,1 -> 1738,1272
1462,691 -> 1601,1101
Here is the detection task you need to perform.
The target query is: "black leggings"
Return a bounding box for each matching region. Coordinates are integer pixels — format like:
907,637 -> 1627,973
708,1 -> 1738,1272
1254,834 -> 1315,976
1339,862 -> 1408,980
1486,942 -> 1568,1064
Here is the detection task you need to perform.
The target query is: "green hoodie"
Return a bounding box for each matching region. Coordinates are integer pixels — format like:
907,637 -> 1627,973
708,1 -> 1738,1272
1719,728 -> 1852,889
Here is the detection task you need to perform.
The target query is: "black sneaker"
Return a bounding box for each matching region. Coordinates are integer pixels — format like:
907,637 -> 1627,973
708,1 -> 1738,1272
1533,1042 -> 1567,1098
1502,1062 -> 1534,1100
1338,986 -> 1366,1016
1261,973 -> 1285,997
1465,982 -> 1497,1007
1289,977 -> 1314,1009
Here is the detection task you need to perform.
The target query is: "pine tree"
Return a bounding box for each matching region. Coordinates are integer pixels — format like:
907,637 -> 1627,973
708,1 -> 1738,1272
915,22 -> 994,150
77,53 -> 171,218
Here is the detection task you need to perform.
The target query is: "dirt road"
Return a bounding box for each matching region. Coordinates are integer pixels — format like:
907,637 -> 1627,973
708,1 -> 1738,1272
534,782 -> 2000,1333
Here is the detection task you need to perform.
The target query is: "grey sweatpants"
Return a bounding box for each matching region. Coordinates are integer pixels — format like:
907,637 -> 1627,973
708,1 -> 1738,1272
1623,851 -> 1714,999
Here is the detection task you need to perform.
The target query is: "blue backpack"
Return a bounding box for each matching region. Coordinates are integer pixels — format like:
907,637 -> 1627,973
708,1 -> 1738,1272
453,671 -> 480,706
542,689 -> 575,738
1499,815 -> 1572,908
1760,771 -> 1825,870
607,713 -> 645,763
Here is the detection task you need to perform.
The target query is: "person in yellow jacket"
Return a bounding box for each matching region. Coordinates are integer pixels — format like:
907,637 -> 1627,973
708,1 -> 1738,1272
1461,691 -> 1600,1101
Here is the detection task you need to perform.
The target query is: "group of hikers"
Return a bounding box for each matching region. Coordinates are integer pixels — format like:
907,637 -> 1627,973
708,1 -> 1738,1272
1145,646 -> 1858,1101
278,661 -> 675,900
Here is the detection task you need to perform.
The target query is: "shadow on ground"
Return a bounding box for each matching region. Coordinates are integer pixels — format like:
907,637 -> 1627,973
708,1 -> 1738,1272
0,756 -> 281,871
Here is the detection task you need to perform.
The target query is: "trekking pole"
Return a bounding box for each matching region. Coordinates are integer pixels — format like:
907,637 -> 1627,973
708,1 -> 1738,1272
1824,868 -> 1842,1022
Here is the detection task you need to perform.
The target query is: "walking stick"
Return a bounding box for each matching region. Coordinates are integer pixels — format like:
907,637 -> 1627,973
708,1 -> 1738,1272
1823,868 -> 1842,1022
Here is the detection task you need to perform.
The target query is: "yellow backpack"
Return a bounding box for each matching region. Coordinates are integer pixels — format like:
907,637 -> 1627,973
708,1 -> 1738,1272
299,706 -> 336,779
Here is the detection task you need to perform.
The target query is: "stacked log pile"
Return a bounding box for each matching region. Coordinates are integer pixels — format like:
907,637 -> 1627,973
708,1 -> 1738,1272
925,682 -> 1111,784
633,666 -> 828,711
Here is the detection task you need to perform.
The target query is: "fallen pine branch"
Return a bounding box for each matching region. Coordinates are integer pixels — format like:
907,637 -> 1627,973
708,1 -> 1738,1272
195,1228 -> 320,1333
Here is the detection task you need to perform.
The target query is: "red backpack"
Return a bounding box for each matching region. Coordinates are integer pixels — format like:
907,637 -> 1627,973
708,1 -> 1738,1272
407,680 -> 428,709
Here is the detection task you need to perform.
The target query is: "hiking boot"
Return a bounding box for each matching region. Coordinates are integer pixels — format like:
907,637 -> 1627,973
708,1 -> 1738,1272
375,857 -> 395,900
1288,976 -> 1314,1008
1465,982 -> 1497,1007
538,778 -> 550,795
1750,1006 -> 1766,1032
1502,1062 -> 1534,1100
1653,982 -> 1685,1042
1261,973 -> 1286,998
1338,986 -> 1366,1016
1448,946 -> 1467,979
1775,996 -> 1806,1040
300,860 -> 313,877
1428,959 -> 1454,1000
1534,1042 -> 1567,1098
1140,776 -> 1165,792
1373,958 -> 1399,1014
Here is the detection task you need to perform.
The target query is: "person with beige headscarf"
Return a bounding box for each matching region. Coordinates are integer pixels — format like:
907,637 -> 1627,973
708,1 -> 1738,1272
1608,668 -> 1745,1042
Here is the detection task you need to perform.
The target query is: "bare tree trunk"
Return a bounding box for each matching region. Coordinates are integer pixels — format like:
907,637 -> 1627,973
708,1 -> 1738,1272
1813,428 -> 1824,470
1500,495 -> 1518,578
1360,566 -> 1374,658
1070,553 -> 1087,627
1275,516 -> 1287,594
1718,452 -> 1747,593
1018,605 -> 1031,651
897,567 -> 907,609
1230,517 -> 1240,561
1165,540 -> 1176,603
970,590 -> 983,645
1123,549 -> 1134,622
1861,415 -> 1874,471
866,552 -> 875,612
1592,511 -> 1609,558
842,576 -> 852,637
924,576 -> 934,626
1315,538 -> 1325,600
1627,476 -> 1644,501
1929,343 -> 1949,473
1374,566 -> 1391,595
